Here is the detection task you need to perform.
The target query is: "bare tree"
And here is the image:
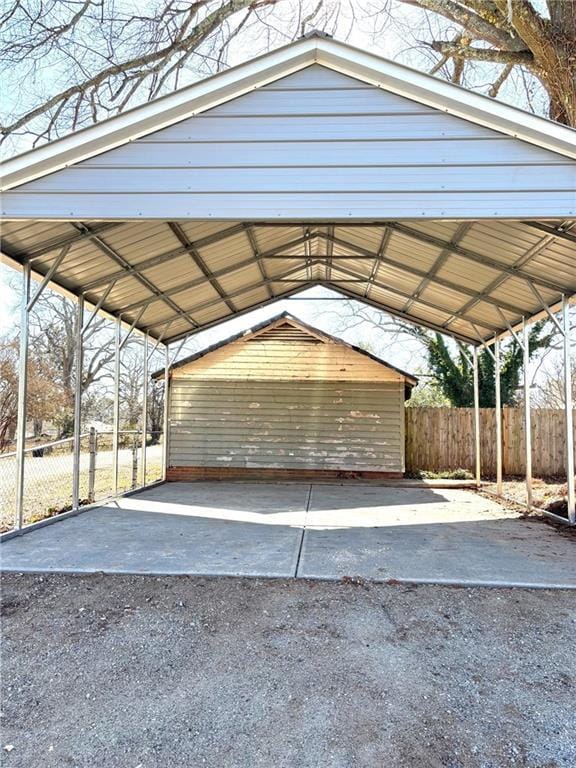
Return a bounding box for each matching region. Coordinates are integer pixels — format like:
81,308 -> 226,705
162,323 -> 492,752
395,0 -> 576,125
534,361 -> 576,408
2,0 -> 572,156
0,0 -> 343,150
0,334 -> 66,449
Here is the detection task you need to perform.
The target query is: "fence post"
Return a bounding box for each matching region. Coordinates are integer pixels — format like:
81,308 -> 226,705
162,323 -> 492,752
88,427 -> 96,503
131,436 -> 138,490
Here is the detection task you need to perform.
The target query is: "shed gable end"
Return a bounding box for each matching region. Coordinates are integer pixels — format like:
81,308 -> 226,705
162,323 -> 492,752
171,319 -> 406,383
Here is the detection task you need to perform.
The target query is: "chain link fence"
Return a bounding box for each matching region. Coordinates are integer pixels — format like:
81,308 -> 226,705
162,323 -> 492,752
0,430 -> 164,533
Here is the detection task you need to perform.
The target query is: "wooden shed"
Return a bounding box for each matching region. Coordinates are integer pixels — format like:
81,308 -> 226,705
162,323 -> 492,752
159,314 -> 417,481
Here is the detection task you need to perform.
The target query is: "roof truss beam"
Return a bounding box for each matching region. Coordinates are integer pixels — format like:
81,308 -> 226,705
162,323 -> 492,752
147,263 -> 314,333
401,222 -> 472,314
71,222 -> 199,331
334,284 -> 478,345
383,222 -> 568,294
440,222 -> 571,329
245,225 -> 273,299
319,232 -> 528,316
166,285 -> 314,344
167,222 -> 237,313
5,222 -> 122,262
117,234 -> 314,316
326,261 -> 499,333
81,223 -> 250,292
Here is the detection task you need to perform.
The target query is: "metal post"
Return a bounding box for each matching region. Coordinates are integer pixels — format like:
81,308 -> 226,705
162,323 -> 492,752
473,346 -> 481,489
523,320 -> 533,510
562,296 -> 575,524
72,295 -> 84,510
14,262 -> 31,530
494,337 -> 503,495
112,317 -> 121,496
88,427 -> 96,503
162,344 -> 169,481
140,332 -> 148,487
131,436 -> 138,489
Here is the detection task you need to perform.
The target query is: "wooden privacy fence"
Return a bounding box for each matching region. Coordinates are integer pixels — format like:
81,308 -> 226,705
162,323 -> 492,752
405,407 -> 576,477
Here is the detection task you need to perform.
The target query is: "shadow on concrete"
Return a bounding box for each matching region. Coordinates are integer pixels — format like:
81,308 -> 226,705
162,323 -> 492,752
1,482 -> 573,587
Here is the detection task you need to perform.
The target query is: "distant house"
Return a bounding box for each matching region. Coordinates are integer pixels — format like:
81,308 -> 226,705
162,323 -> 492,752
156,314 -> 417,480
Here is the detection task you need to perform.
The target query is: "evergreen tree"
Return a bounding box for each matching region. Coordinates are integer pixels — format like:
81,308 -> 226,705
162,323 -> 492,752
418,322 -> 553,407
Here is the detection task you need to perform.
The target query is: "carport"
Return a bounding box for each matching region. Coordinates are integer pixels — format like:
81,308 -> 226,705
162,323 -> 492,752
1,32 -> 575,540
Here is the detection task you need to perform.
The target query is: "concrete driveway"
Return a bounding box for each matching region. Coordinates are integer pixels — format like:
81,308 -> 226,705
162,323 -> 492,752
1,482 -> 574,588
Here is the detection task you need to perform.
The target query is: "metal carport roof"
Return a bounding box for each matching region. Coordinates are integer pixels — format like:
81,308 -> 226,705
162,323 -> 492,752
1,218 -> 575,345
1,34 -> 575,346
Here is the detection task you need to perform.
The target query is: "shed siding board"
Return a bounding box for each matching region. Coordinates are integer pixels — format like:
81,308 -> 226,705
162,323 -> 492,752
170,338 -> 405,382
3,65 -> 575,220
168,379 -> 405,472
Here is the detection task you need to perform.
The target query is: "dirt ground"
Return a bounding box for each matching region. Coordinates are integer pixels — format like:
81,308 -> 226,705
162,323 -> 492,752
483,477 -> 568,512
2,574 -> 575,767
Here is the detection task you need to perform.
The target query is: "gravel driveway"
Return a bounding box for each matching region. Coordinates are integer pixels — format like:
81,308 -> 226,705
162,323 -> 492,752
2,573 -> 575,767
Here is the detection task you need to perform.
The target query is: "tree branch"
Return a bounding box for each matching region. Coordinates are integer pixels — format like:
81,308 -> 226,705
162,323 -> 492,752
1,0 -> 275,139
401,0 -> 525,51
430,40 -> 533,65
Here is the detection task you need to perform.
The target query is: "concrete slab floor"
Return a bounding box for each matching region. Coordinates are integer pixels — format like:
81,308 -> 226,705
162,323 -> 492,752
1,482 -> 574,587
0,483 -> 311,578
299,485 -> 576,588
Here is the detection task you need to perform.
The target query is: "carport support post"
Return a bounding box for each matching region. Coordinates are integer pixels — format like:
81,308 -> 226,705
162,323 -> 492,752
523,320 -> 533,510
162,344 -> 169,481
72,295 -> 84,510
562,296 -> 575,524
473,346 -> 481,489
14,261 -> 31,530
112,317 -> 121,496
494,338 -> 503,495
140,332 -> 148,487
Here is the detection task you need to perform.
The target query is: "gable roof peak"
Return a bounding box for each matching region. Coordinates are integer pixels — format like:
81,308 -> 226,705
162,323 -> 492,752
300,29 -> 333,39
152,310 -> 418,385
